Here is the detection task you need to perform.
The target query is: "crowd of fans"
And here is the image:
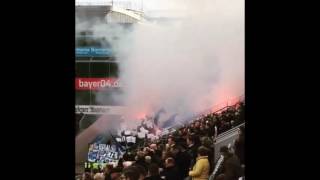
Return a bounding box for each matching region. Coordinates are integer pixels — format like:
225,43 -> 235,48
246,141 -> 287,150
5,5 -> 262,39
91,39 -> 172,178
77,102 -> 245,180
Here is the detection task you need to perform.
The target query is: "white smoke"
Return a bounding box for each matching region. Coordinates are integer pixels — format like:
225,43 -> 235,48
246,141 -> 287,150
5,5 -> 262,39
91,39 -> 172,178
79,0 -> 244,128
75,0 -> 243,164
116,0 -> 244,123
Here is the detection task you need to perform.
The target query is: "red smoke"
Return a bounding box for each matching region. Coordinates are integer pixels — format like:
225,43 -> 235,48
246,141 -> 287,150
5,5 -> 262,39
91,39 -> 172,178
136,112 -> 146,120
209,86 -> 243,112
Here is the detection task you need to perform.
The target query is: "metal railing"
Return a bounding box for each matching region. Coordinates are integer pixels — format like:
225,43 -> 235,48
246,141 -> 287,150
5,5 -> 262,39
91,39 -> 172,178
201,94 -> 245,116
213,122 -> 244,161
215,123 -> 245,143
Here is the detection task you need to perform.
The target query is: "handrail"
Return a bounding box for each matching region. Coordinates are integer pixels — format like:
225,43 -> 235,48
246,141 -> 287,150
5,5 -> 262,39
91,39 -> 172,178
200,94 -> 245,116
216,123 -> 245,140
209,155 -> 224,180
214,123 -> 244,145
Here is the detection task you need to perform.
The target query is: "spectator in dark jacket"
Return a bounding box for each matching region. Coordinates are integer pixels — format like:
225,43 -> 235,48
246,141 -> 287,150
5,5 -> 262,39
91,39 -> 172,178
83,172 -> 93,180
129,165 -> 147,180
201,137 -> 215,173
167,136 -> 177,150
219,146 -> 243,180
161,157 -> 182,180
145,163 -> 162,180
149,144 -> 162,165
187,134 -> 199,168
135,151 -> 148,171
123,166 -> 140,180
104,164 -> 113,180
234,126 -> 245,165
170,145 -> 191,179
216,174 -> 226,180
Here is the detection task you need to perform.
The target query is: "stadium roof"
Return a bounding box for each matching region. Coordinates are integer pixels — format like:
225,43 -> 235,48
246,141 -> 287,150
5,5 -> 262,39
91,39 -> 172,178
76,0 -> 143,11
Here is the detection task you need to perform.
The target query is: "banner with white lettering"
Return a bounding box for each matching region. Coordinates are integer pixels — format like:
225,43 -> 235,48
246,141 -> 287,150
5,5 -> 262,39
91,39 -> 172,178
76,47 -> 112,57
76,78 -> 122,90
88,143 -> 123,164
75,105 -> 125,115
115,136 -> 136,144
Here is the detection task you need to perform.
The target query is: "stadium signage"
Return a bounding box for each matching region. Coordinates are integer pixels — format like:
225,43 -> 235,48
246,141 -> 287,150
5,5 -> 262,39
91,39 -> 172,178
75,105 -> 125,115
76,78 -> 121,90
116,136 -> 136,144
76,47 -> 112,57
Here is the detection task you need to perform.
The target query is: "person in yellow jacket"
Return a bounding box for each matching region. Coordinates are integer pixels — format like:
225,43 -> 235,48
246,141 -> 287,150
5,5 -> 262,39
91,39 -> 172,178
189,146 -> 210,180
